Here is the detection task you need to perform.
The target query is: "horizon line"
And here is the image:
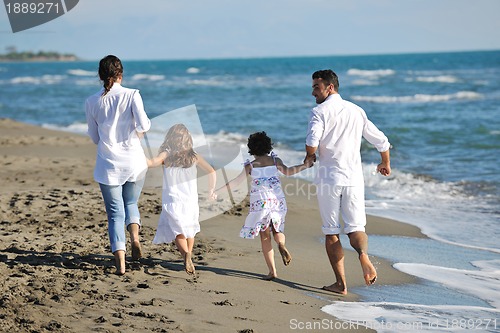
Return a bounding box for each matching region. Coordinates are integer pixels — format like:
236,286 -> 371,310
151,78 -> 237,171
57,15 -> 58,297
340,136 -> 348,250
1,47 -> 499,63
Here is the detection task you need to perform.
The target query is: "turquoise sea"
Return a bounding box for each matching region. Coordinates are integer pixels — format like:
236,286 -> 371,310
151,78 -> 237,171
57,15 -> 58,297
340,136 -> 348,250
1,50 -> 499,331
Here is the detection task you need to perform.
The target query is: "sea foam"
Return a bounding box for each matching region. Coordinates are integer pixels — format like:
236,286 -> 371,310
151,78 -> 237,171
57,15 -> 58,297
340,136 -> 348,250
67,69 -> 95,76
322,302 -> 500,333
348,68 -> 396,78
395,260 -> 500,308
10,75 -> 66,85
351,91 -> 483,103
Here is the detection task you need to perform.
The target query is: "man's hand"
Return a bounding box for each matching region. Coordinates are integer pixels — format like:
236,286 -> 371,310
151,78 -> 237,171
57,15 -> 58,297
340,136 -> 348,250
305,145 -> 317,165
377,162 -> 391,176
377,150 -> 391,176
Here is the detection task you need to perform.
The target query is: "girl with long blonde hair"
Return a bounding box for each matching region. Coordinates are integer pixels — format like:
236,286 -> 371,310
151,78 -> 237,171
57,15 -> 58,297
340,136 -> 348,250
148,124 -> 216,275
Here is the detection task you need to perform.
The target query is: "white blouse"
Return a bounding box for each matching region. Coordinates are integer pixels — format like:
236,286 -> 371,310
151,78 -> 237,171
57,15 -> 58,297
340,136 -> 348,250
306,94 -> 390,186
85,83 -> 151,185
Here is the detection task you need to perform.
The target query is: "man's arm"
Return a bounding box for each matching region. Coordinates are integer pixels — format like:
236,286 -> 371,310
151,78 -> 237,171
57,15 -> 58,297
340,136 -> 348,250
304,145 -> 317,164
377,150 -> 391,176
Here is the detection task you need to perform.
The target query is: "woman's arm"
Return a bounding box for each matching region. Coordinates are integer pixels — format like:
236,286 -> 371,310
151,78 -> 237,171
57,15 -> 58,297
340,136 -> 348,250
85,100 -> 100,145
131,90 -> 151,133
147,151 -> 167,168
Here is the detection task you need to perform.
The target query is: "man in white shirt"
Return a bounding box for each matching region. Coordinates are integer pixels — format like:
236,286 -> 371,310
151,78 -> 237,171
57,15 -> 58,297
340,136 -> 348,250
305,69 -> 391,295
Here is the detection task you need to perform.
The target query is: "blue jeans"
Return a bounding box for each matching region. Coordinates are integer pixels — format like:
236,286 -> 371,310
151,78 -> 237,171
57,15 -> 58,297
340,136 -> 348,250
99,179 -> 145,253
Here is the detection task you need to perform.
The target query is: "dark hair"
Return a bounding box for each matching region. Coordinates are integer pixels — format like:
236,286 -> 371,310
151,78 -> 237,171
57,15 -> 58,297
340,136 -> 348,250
99,55 -> 123,96
247,131 -> 273,156
312,69 -> 339,91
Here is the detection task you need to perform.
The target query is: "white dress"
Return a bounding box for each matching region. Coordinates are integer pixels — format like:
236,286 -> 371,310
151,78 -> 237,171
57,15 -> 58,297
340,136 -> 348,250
153,164 -> 200,244
239,161 -> 287,239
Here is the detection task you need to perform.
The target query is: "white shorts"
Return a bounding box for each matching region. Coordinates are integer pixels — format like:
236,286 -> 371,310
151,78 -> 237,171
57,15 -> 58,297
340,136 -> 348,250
316,184 -> 366,235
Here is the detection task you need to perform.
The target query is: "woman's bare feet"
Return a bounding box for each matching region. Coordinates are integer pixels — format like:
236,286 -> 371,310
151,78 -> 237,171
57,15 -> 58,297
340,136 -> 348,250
359,253 -> 377,285
322,282 -> 347,295
115,268 -> 125,275
114,250 -> 126,275
131,240 -> 142,261
278,242 -> 292,266
263,272 -> 277,281
184,252 -> 195,275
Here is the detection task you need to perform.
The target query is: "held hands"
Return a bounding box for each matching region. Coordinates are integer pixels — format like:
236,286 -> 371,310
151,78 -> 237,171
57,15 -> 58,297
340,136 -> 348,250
136,131 -> 144,139
213,183 -> 229,198
304,154 -> 316,168
208,189 -> 217,201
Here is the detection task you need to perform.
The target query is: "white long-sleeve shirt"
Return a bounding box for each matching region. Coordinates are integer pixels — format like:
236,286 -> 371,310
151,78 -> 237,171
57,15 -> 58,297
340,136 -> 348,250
85,83 -> 151,185
306,94 -> 390,186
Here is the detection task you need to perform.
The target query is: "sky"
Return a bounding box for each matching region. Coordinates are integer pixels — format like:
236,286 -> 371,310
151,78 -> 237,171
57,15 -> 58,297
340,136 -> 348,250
1,0 -> 500,61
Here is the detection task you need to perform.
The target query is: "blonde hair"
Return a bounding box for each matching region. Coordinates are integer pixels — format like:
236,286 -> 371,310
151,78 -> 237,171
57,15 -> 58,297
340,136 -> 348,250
159,124 -> 197,168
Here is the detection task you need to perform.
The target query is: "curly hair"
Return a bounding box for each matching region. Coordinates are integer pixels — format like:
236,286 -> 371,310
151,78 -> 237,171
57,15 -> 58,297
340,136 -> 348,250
247,131 -> 273,156
159,124 -> 197,168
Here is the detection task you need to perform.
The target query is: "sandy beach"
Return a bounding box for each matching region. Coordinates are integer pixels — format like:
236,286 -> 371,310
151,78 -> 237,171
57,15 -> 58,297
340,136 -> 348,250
0,118 -> 425,332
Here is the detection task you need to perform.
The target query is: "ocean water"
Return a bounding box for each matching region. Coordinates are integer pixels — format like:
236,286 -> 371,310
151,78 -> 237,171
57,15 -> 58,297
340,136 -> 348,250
1,50 -> 499,331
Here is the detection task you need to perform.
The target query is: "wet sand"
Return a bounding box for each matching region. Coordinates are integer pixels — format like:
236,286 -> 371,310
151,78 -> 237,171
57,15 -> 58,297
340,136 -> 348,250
0,118 -> 425,332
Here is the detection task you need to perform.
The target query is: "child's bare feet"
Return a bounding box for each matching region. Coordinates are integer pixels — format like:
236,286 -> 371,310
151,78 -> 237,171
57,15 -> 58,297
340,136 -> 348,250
360,253 -> 377,285
278,242 -> 292,266
184,252 -> 195,275
322,282 -> 347,295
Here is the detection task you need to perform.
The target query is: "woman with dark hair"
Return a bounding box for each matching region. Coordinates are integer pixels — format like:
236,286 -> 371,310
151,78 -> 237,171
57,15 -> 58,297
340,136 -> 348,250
85,55 -> 151,275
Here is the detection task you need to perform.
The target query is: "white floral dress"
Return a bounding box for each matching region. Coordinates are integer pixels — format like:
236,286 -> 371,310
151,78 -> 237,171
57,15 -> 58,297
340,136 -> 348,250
240,157 -> 287,239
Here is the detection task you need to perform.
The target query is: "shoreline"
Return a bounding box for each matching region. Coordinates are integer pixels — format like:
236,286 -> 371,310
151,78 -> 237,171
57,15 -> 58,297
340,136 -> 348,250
0,118 -> 426,332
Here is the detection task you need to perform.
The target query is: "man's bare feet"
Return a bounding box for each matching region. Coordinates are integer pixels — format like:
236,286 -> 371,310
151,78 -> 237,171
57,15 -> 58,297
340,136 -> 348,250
359,253 -> 377,285
131,240 -> 142,261
184,252 -> 195,275
278,242 -> 292,266
322,283 -> 347,295
263,272 -> 277,281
